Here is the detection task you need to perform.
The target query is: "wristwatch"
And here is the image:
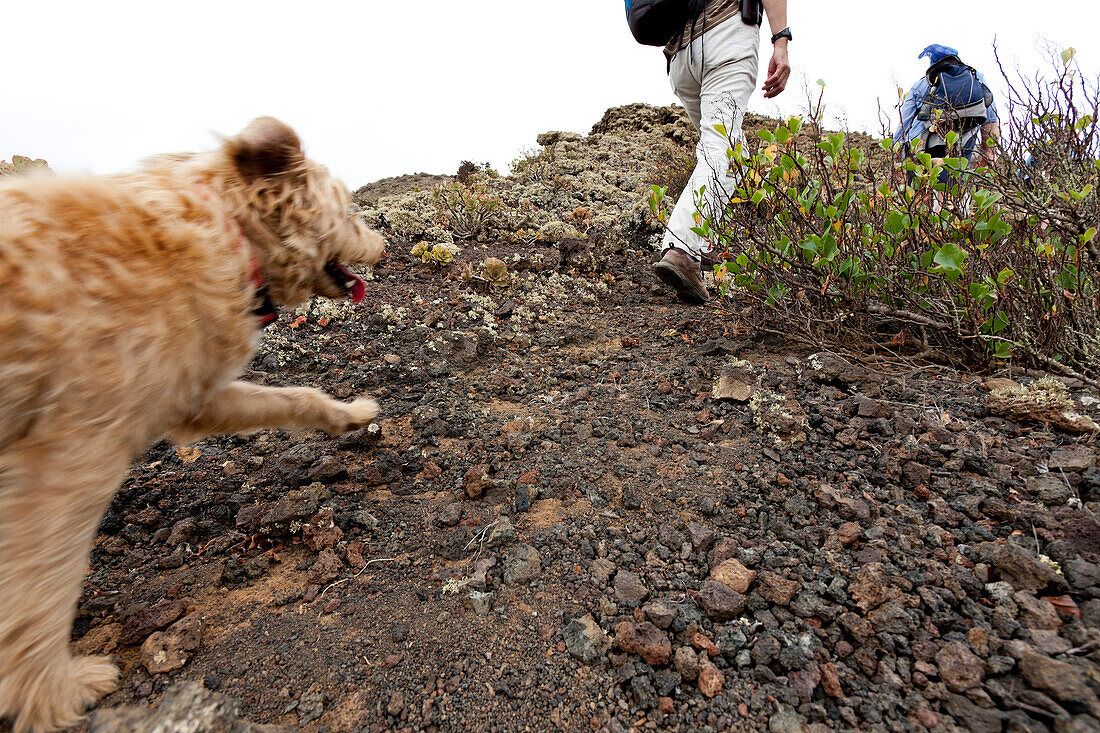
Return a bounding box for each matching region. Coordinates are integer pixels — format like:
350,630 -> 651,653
771,27 -> 793,44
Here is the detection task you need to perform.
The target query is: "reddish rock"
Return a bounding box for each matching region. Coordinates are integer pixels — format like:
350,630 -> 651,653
820,662 -> 842,697
346,542 -> 367,569
463,464 -> 492,499
756,571 -> 800,606
302,508 -> 343,552
307,549 -> 343,586
849,563 -> 894,612
936,641 -> 984,692
690,633 -> 720,657
836,522 -> 862,547
709,558 -> 756,594
120,599 -> 189,646
707,538 -> 739,567
657,697 -> 675,715
140,612 -> 204,674
614,621 -> 671,666
697,660 -> 724,698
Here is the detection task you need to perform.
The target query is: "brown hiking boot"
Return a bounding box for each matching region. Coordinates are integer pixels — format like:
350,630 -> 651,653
653,247 -> 709,304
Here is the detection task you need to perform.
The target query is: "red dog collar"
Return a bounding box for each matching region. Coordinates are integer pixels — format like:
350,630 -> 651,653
194,184 -> 277,328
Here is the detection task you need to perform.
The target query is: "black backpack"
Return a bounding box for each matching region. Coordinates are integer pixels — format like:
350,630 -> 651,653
624,0 -> 706,46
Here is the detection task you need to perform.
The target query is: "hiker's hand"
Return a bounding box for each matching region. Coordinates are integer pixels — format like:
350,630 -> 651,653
763,43 -> 790,99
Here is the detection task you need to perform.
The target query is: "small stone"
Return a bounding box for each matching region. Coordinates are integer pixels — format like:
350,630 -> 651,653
849,563 -> 893,612
1014,590 -> 1062,630
708,538 -> 739,566
1027,474 -> 1073,506
643,601 -> 677,629
614,621 -> 671,666
1048,448 -> 1095,472
658,697 -> 675,715
820,662 -> 842,697
686,522 -> 716,552
697,660 -> 724,698
836,522 -> 862,547
936,641 -> 984,692
755,571 -> 800,606
709,558 -> 756,594
302,508 -> 343,552
613,570 -> 649,603
1017,646 -> 1100,711
486,517 -> 515,548
346,542 -> 367,569
657,523 -> 687,550
468,556 -> 497,591
463,464 -> 492,499
120,599 -> 188,646
563,614 -> 611,663
503,545 -> 541,585
307,549 -> 343,586
974,542 -> 1067,593
674,646 -> 700,681
140,613 -> 205,675
697,581 -> 745,621
464,591 -> 494,616
437,503 -> 463,527
854,394 -> 884,418
690,633 -> 720,657
902,462 -> 932,489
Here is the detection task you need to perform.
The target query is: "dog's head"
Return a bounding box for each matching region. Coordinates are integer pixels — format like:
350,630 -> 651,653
220,117 -> 384,308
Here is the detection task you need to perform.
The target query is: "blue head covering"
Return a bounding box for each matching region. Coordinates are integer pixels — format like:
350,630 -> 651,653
919,44 -> 959,65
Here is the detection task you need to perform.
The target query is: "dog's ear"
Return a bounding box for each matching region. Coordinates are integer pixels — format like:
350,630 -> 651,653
226,117 -> 304,182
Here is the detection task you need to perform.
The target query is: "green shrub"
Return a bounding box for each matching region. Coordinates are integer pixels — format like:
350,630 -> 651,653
647,141 -> 695,201
410,241 -> 457,266
431,179 -> 507,241
650,51 -> 1100,383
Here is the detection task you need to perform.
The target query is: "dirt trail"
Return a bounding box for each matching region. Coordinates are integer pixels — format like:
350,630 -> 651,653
21,231 -> 1094,733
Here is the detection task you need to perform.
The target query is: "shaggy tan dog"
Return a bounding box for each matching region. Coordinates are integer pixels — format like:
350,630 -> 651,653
0,117 -> 385,732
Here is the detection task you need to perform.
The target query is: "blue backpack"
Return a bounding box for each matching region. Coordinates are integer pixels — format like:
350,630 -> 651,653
917,57 -> 994,158
624,0 -> 706,46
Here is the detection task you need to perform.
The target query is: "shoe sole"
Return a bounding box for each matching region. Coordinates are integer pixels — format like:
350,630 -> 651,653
653,261 -> 709,305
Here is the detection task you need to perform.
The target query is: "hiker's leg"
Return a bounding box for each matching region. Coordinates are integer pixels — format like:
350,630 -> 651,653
662,18 -> 760,261
661,37 -> 704,258
692,18 -> 760,257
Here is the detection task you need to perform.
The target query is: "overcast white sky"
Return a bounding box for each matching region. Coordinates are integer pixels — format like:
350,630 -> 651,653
2,1 -> 1096,188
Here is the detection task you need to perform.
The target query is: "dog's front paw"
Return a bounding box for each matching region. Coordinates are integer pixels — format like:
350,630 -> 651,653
330,397 -> 379,433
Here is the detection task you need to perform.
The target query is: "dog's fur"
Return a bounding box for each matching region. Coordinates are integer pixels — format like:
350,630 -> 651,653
0,117 -> 385,732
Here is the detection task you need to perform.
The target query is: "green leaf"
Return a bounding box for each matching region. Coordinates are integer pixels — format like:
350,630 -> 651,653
992,341 -> 1013,359
1062,47 -> 1076,64
932,242 -> 967,275
714,123 -> 728,137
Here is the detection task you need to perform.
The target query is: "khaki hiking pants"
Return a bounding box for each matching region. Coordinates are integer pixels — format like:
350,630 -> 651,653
661,14 -> 760,261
